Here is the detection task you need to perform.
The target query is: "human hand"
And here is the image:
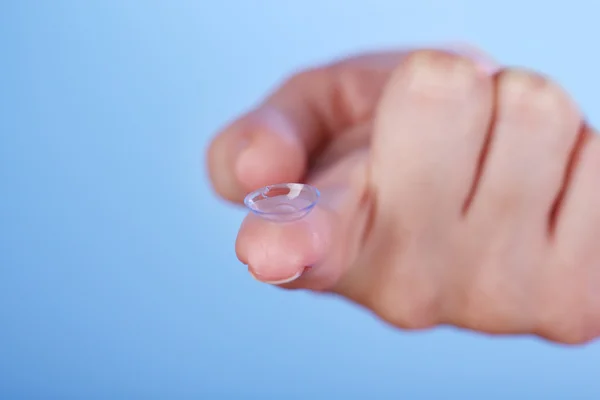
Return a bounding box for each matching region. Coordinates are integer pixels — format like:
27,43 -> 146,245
207,46 -> 599,344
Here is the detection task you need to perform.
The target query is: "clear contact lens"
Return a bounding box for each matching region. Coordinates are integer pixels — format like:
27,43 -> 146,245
244,183 -> 320,222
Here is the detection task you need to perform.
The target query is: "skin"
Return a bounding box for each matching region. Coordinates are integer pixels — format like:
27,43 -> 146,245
207,45 -> 600,345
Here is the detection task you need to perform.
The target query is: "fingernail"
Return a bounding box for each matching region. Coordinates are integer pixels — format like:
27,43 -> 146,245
249,268 -> 303,285
243,183 -> 320,222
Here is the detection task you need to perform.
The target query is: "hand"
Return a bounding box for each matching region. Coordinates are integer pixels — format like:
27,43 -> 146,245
207,46 -> 600,344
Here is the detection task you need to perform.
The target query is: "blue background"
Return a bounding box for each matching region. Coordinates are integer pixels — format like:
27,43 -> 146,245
1,0 -> 599,398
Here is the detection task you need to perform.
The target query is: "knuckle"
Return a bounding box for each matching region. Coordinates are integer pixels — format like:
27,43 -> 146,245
541,314 -> 594,345
390,49 -> 485,99
462,262 -> 527,330
583,305 -> 600,343
497,69 -> 575,119
370,270 -> 442,330
335,67 -> 388,122
206,121 -> 244,202
534,261 -> 594,344
282,66 -> 329,93
537,300 -> 588,344
282,63 -> 388,124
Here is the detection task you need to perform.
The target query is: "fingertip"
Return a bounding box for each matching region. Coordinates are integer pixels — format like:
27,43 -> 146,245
236,212 -> 321,282
236,203 -> 339,287
207,108 -> 308,204
234,109 -> 307,190
206,119 -> 249,203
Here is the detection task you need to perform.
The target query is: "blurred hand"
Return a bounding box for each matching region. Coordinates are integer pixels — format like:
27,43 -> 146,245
207,46 -> 600,344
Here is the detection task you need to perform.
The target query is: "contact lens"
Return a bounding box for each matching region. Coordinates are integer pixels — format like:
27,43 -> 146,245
244,183 -> 320,222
